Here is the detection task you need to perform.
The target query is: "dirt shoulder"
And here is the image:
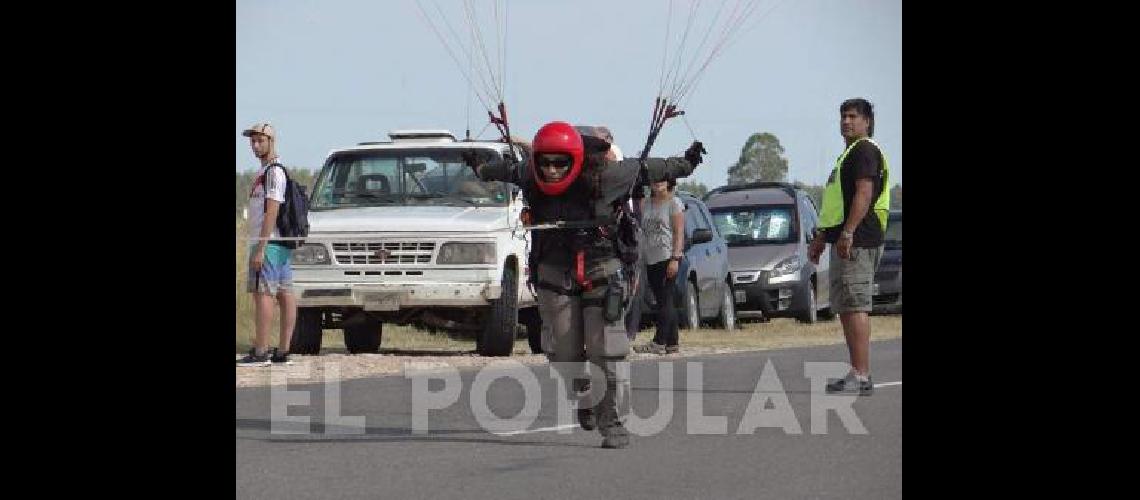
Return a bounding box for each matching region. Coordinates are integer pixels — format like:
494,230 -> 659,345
236,316 -> 901,388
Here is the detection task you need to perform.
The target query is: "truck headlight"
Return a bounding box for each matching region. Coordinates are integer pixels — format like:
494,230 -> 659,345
437,242 -> 496,264
291,244 -> 331,265
769,255 -> 802,282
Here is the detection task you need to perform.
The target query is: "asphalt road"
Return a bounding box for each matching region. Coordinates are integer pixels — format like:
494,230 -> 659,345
237,339 -> 902,499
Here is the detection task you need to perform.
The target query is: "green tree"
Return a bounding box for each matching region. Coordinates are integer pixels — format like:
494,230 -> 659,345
676,180 -> 709,198
727,132 -> 788,185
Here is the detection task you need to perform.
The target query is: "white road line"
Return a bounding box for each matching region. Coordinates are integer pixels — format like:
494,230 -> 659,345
874,381 -> 902,388
492,424 -> 579,436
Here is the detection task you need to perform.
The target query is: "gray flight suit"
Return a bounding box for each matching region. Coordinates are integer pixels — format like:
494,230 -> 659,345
535,258 -> 630,416
477,151 -> 695,441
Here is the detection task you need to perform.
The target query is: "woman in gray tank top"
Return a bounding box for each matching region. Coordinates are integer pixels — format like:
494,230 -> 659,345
636,178 -> 685,354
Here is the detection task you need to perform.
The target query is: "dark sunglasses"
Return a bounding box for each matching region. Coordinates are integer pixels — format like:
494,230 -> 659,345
537,156 -> 572,169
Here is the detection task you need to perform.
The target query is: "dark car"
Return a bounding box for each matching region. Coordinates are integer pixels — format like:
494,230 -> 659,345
704,182 -> 833,323
873,210 -> 902,313
629,191 -> 735,332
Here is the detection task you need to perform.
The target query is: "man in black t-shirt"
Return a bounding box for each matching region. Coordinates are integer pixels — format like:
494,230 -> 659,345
808,98 -> 888,396
824,140 -> 885,247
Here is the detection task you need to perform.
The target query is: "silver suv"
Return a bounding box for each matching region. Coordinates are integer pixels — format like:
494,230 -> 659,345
705,182 -> 834,323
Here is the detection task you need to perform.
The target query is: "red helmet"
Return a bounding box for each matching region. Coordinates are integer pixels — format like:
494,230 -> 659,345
530,121 -> 584,196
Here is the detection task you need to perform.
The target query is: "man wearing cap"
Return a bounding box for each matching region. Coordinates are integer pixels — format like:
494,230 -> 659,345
237,123 -> 297,366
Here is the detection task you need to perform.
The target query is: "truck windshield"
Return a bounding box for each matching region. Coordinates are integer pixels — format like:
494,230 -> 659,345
310,148 -> 510,209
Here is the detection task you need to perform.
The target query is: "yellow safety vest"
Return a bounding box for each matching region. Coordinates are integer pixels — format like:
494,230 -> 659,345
818,137 -> 891,231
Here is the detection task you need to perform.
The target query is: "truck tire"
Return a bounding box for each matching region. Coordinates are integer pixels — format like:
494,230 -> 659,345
290,308 -> 324,355
344,320 -> 383,353
479,264 -> 518,356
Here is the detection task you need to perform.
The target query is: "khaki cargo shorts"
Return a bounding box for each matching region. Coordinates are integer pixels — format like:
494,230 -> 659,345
829,245 -> 883,313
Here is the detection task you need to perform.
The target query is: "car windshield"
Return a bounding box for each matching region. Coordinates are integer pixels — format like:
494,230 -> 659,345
310,148 -> 510,209
709,205 -> 797,246
885,216 -> 902,247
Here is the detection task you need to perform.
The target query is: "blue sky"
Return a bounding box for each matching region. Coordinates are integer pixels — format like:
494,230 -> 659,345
236,0 -> 901,189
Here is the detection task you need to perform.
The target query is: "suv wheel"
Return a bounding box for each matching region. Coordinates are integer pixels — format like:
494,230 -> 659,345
718,283 -> 736,331
681,280 -> 700,330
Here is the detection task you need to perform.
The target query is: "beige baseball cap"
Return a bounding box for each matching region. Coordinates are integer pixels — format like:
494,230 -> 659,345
241,122 -> 275,139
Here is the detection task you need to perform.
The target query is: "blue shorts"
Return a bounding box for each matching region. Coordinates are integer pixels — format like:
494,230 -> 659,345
247,244 -> 294,295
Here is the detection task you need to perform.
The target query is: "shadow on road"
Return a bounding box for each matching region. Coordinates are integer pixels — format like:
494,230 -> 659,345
236,418 -> 595,448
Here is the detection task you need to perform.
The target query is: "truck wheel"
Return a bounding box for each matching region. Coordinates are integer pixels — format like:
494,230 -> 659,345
290,308 -> 324,355
479,264 -> 518,356
344,320 -> 383,353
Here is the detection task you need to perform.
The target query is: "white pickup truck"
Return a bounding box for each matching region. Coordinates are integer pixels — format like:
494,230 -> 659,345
288,130 -> 538,356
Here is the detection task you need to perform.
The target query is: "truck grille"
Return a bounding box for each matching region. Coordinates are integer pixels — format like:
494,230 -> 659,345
331,241 -> 435,265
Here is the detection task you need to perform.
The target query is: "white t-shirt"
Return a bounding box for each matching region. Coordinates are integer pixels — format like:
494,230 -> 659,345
248,161 -> 287,244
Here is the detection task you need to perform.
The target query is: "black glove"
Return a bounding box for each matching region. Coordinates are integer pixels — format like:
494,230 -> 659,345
684,140 -> 707,167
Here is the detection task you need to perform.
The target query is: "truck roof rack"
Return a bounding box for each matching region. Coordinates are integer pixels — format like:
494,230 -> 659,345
387,130 -> 457,142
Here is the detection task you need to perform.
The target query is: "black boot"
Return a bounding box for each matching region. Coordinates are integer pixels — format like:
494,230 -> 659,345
600,419 -> 630,449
